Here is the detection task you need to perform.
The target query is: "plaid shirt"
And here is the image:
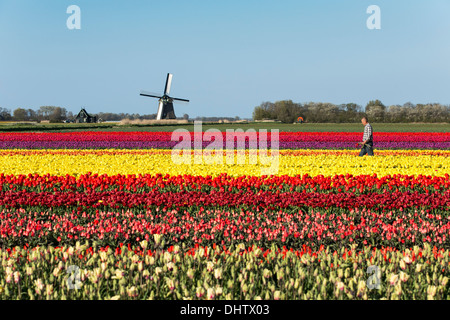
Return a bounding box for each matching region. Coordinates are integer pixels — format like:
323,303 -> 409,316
363,123 -> 373,143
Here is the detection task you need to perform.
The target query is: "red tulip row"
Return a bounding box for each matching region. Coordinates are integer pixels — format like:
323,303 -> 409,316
0,189 -> 448,211
0,205 -> 449,249
1,131 -> 448,142
0,173 -> 448,251
1,173 -> 449,194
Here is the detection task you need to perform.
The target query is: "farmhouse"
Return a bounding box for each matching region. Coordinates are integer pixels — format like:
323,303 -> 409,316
75,108 -> 97,123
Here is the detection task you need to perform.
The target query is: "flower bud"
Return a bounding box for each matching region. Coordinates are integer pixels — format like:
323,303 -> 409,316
207,287 -> 215,300
196,287 -> 205,298
263,269 -> 271,279
416,264 -> 422,273
214,268 -> 222,279
46,284 -> 53,296
166,278 -> 175,291
329,271 -> 336,283
153,234 -> 162,246
28,289 -> 35,300
5,267 -> 12,276
349,279 -> 355,292
427,285 -> 437,297
357,280 -> 366,296
389,274 -> 399,286
313,268 -> 318,277
147,256 -> 155,266
336,281 -> 345,291
34,278 -> 44,294
166,262 -> 175,272
344,268 -> 350,279
140,240 -> 148,250
113,269 -> 124,279
395,283 -> 402,296
99,251 -> 108,262
403,256 -> 412,265
13,271 -> 20,284
274,290 -> 281,300
289,278 -> 295,288
399,271 -> 409,283
277,270 -> 284,280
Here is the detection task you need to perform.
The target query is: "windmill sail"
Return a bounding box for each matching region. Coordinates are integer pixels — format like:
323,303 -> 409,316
172,97 -> 190,102
140,91 -> 162,99
164,73 -> 173,95
156,100 -> 164,120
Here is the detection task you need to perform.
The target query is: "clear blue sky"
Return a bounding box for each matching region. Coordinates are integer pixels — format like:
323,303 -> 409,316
1,0 -> 449,118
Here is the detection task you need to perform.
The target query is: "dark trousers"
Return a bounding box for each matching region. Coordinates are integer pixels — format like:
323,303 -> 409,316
359,143 -> 374,156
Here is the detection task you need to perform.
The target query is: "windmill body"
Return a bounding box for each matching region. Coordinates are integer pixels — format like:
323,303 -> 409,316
140,73 -> 189,120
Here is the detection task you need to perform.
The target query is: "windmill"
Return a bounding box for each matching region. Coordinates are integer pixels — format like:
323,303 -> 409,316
140,73 -> 189,120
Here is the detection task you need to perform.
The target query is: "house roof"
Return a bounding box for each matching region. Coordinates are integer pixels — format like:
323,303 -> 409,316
76,108 -> 94,118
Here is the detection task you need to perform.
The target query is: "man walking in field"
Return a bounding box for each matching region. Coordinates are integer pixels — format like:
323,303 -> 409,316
359,116 -> 374,156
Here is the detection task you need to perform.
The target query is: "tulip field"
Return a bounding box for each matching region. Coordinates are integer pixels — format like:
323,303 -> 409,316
0,130 -> 449,300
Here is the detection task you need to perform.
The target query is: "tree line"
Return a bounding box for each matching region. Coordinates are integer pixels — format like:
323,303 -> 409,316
2,101 -> 448,123
0,107 -> 189,122
0,105 -> 243,123
252,100 -> 450,123
0,106 -> 72,122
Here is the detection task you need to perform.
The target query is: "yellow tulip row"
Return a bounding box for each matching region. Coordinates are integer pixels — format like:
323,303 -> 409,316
0,149 -> 447,177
